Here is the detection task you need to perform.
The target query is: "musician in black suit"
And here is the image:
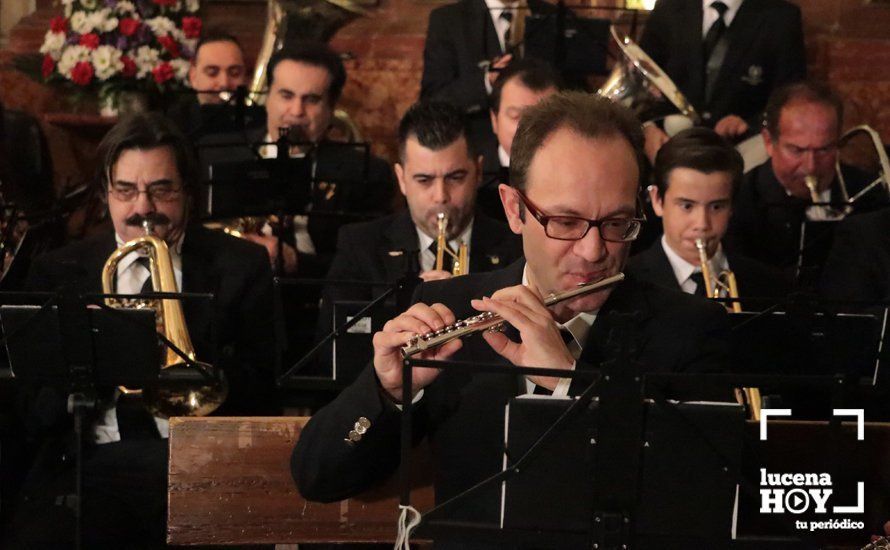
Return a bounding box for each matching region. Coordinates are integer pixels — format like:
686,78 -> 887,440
479,58 -> 559,220
628,128 -> 789,304
724,81 -> 886,287
293,94 -> 730,531
420,0 -> 554,154
8,113 -> 277,548
638,0 -> 805,159
312,101 -> 522,383
197,42 -> 396,276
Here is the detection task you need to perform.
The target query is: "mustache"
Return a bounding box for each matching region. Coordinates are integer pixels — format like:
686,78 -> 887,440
125,213 -> 171,227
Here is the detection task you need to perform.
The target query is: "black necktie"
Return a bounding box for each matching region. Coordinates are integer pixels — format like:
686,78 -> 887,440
703,1 -> 729,63
532,328 -> 576,395
136,256 -> 153,294
501,11 -> 513,50
429,240 -> 454,273
690,271 -> 708,297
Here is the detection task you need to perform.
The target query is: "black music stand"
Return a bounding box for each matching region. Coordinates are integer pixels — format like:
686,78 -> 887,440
0,290 -> 211,549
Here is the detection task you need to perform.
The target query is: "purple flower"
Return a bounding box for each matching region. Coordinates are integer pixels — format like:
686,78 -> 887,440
105,0 -> 117,8
116,35 -> 128,50
135,0 -> 158,18
66,33 -> 81,46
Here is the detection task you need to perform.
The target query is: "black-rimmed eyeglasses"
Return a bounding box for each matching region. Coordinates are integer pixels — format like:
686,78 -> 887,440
515,189 -> 644,242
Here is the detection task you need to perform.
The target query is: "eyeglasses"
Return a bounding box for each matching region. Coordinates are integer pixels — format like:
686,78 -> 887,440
515,189 -> 644,242
108,183 -> 182,203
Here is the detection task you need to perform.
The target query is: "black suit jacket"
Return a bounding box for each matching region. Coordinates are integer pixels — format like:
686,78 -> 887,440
197,127 -> 396,275
639,0 -> 805,126
627,239 -> 791,305
24,224 -> 279,417
820,208 -> 890,304
293,260 -> 730,526
724,160 -> 887,284
311,210 -> 522,380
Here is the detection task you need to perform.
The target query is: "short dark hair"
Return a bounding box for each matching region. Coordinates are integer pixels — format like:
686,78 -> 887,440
97,112 -> 197,196
764,80 -> 843,139
489,58 -> 561,114
509,91 -> 645,192
397,101 -> 476,162
652,127 -> 743,199
267,42 -> 346,105
193,28 -> 243,63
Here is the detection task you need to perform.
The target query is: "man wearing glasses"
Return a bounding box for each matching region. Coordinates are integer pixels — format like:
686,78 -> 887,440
292,93 -> 730,526
725,81 -> 886,281
15,113 -> 277,547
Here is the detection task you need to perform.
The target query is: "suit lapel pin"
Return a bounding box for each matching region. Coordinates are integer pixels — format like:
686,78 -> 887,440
489,255 -> 500,265
388,250 -> 405,257
742,65 -> 763,86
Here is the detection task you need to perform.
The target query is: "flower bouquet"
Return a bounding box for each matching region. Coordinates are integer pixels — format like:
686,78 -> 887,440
38,0 -> 202,115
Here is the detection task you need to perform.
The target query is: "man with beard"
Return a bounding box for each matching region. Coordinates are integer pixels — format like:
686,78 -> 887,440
8,112 -> 277,547
292,93 -> 730,534
311,101 -> 522,385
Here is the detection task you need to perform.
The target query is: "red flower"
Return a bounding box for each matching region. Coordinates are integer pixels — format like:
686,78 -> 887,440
41,54 -> 55,79
121,55 -> 137,78
181,16 -> 202,39
157,35 -> 180,58
119,18 -> 140,37
79,33 -> 100,50
70,61 -> 94,86
152,62 -> 174,84
49,16 -> 67,34
152,0 -> 177,6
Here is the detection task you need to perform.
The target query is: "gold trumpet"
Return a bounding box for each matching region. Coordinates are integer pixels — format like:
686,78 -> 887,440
804,175 -> 822,205
102,219 -> 228,417
435,213 -> 469,276
694,238 -> 741,314
693,238 -> 760,420
401,273 -> 625,357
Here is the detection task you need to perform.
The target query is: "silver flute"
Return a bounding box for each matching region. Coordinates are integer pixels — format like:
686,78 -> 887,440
400,273 -> 625,357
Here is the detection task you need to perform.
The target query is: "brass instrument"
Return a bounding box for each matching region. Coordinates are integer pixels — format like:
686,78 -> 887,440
694,238 -> 741,314
102,219 -> 228,417
598,27 -> 699,127
694,238 -> 760,420
804,175 -> 822,205
434,212 -> 469,276
401,273 -> 625,357
836,124 -> 890,206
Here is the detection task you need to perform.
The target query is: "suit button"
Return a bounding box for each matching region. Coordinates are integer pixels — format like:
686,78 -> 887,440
703,111 -> 712,121
347,430 -> 361,442
357,417 -> 371,429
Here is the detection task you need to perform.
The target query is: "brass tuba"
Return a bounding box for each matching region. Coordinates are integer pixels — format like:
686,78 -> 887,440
435,212 -> 468,276
102,219 -> 228,417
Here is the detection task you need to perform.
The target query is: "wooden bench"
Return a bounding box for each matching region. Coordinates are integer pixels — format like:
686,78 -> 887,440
167,417 -> 433,546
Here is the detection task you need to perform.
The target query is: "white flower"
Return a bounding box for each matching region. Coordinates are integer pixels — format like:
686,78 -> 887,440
170,58 -> 190,82
39,31 -> 66,60
57,45 -> 91,79
133,45 -> 160,79
61,0 -> 75,17
185,0 -> 200,12
115,1 -> 137,15
170,28 -> 186,44
91,45 -> 124,81
144,16 -> 176,37
80,0 -> 98,8
69,11 -> 93,34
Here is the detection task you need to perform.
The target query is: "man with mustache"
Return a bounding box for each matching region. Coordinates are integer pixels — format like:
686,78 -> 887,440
292,93 -> 731,531
311,101 -> 522,385
11,112 -> 277,547
724,81 -> 887,287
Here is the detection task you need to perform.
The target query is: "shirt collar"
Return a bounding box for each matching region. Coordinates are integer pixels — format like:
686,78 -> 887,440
520,263 -> 597,347
416,218 -> 474,258
115,230 -> 185,275
702,0 -> 743,30
660,235 -> 729,285
498,145 -> 510,168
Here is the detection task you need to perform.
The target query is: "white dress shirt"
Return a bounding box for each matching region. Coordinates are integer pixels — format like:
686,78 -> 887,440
416,220 -> 474,273
498,145 -> 510,168
701,0 -> 743,37
93,233 -> 184,444
661,235 -> 730,295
